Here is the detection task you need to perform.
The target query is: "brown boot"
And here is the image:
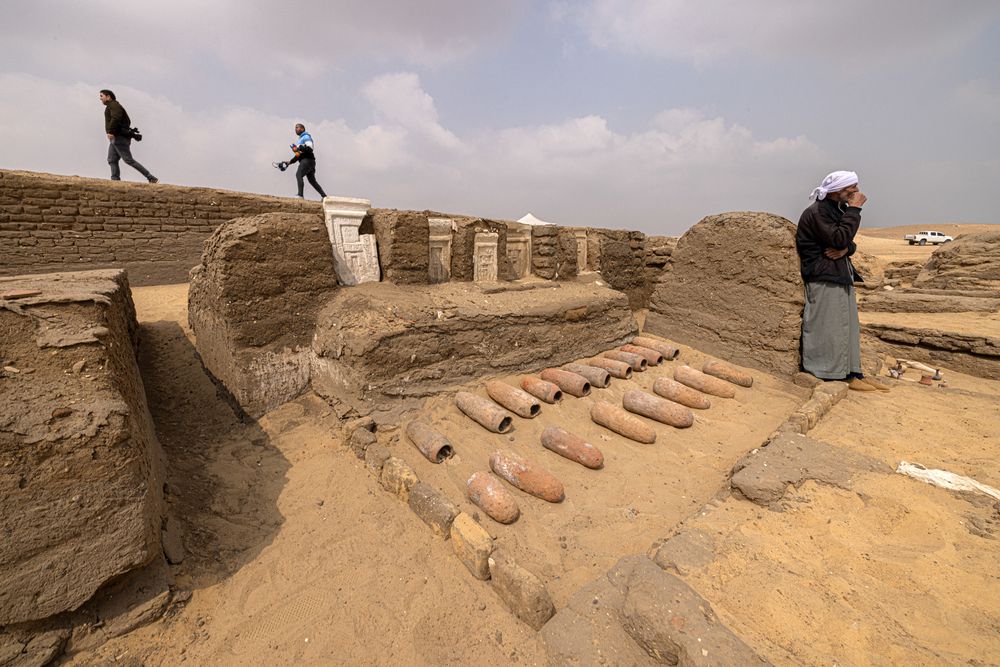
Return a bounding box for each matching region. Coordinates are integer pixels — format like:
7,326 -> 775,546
848,377 -> 877,392
862,377 -> 891,391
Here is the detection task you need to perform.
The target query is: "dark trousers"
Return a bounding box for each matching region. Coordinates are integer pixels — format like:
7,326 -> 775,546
107,136 -> 154,181
295,158 -> 326,198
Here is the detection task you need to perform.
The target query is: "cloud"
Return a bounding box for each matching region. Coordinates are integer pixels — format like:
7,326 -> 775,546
570,0 -> 998,66
0,1 -> 526,83
362,73 -> 463,151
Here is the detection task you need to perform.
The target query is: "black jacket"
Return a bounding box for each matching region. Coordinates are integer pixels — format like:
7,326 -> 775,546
796,198 -> 862,285
104,100 -> 131,136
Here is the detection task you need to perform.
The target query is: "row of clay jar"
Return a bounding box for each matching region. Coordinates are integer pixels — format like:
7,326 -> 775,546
405,337 -> 754,524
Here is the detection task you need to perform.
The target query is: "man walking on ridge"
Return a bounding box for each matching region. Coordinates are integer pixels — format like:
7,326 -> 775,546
276,123 -> 326,199
795,170 -> 888,392
99,89 -> 158,183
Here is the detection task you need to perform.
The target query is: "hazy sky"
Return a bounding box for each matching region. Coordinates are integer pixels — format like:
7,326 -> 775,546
2,1 -> 998,235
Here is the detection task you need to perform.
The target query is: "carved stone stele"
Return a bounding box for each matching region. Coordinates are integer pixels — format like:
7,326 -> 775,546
428,217 -> 455,284
474,232 -> 499,282
507,225 -> 532,280
575,230 -> 588,274
322,196 -> 380,285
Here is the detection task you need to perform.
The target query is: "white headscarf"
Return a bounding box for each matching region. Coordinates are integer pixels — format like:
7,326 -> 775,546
809,170 -> 858,201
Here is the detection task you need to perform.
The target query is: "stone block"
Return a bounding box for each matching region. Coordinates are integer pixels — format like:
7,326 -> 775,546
407,482 -> 459,538
614,556 -> 771,666
349,428 -> 377,459
730,432 -> 890,507
364,442 -> 391,476
380,457 -> 419,502
450,513 -> 494,580
188,212 -> 337,418
488,551 -> 555,630
798,398 -> 825,429
310,281 -> 637,410
814,380 -> 848,403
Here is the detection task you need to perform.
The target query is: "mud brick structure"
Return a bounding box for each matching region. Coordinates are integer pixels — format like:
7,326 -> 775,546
0,270 -> 163,624
646,211 -> 805,376
189,212 -> 639,418
0,169 -> 319,285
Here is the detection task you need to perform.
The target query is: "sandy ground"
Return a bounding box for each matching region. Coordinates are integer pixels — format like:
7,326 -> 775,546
68,283 -> 546,666
663,224 -> 1000,666
406,352 -> 802,608
670,370 -> 1000,666
855,225 -> 997,265
862,224 -> 997,240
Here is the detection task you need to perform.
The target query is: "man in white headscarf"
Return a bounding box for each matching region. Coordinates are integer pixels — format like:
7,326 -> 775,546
795,171 -> 888,391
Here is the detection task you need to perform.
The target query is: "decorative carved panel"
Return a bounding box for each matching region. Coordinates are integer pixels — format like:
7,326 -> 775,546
322,196 -> 380,285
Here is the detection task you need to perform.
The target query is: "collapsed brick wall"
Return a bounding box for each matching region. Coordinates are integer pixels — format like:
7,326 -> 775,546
0,169 -> 319,285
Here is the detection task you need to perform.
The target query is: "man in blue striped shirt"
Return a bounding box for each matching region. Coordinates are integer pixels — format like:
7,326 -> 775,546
287,123 -> 326,199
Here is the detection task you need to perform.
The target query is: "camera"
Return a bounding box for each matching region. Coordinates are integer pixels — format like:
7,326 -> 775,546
129,127 -> 143,141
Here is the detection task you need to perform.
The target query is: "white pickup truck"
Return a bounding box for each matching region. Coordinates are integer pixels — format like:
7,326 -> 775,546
904,231 -> 953,246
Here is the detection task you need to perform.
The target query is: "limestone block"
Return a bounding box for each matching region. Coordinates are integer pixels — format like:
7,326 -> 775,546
488,551 -> 555,630
381,457 -> 419,501
323,196 -> 380,285
349,428 -> 377,459
364,442 -> 391,475
798,398 -> 824,429
506,224 -> 532,280
814,380 -> 848,403
0,270 -> 163,625
450,514 -> 494,580
613,556 -> 772,666
407,482 -> 459,538
574,230 -> 588,274
428,217 -> 455,284
474,232 -> 499,282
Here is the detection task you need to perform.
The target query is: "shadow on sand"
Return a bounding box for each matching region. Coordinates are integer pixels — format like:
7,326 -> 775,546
137,320 -> 291,590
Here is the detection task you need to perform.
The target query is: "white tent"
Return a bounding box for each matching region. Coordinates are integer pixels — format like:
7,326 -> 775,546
517,213 -> 554,226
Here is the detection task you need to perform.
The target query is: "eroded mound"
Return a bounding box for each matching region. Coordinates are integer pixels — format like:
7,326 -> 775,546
914,231 -> 1000,292
645,211 -> 803,376
311,281 -> 638,414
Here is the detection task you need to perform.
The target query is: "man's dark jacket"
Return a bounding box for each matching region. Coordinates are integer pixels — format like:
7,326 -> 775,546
795,198 -> 862,285
104,100 -> 131,136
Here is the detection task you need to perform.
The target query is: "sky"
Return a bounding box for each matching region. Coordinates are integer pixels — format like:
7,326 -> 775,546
1,1 -> 998,235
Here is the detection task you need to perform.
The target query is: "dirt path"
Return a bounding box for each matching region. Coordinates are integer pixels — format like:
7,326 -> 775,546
67,284 -> 545,666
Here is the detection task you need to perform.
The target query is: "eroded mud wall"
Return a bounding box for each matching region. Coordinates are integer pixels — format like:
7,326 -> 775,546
0,269 -> 163,624
646,211 -> 804,376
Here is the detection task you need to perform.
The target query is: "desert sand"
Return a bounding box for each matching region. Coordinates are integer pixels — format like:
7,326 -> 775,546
63,226 -> 999,666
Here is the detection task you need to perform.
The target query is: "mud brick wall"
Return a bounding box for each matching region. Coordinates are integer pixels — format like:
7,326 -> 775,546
370,209 -> 431,285
531,225 -> 578,280
589,228 -> 649,309
0,169 -> 320,285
